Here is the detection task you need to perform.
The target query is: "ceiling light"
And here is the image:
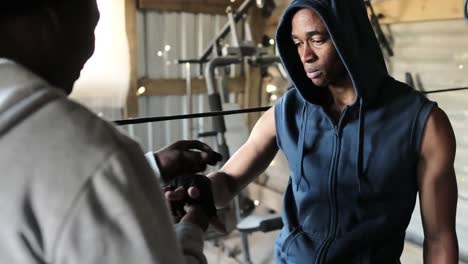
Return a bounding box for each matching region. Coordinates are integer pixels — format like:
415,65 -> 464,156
137,86 -> 146,96
266,84 -> 277,93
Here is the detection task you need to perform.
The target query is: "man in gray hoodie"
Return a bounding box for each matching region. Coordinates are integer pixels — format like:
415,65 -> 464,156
0,0 -> 220,263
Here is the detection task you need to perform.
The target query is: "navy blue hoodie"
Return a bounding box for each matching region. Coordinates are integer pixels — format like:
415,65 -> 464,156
273,0 -> 436,263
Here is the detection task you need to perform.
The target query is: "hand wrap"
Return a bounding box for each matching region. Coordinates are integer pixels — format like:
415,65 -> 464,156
166,174 -> 217,219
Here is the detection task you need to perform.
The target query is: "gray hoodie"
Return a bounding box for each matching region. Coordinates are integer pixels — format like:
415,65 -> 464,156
0,59 -> 205,264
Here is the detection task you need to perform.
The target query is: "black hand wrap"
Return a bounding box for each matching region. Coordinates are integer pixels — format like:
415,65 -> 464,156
167,174 -> 217,219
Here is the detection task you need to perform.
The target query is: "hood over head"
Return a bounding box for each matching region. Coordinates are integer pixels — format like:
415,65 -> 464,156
276,0 -> 389,107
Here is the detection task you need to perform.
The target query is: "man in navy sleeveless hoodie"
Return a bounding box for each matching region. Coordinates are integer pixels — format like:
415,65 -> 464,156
209,0 -> 459,263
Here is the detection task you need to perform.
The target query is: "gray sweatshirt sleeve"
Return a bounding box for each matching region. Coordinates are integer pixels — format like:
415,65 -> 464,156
175,223 -> 208,264
51,144 -> 206,264
145,152 -> 208,264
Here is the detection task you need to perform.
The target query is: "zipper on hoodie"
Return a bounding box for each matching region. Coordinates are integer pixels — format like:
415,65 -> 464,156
315,107 -> 348,264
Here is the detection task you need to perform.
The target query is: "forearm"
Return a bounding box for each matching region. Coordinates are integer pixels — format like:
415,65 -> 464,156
208,170 -> 240,208
423,233 -> 458,264
208,109 -> 279,208
208,151 -> 275,208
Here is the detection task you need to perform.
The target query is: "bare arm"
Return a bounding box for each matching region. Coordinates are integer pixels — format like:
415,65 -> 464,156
418,107 -> 458,263
209,106 -> 278,208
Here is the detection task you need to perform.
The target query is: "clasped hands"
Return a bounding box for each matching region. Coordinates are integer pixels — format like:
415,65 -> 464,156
153,140 -> 225,232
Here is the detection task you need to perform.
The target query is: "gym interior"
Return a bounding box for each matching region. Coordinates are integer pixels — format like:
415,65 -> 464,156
2,0 -> 468,263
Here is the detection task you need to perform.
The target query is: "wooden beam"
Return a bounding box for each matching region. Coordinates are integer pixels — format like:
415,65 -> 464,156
268,0 -> 465,29
138,0 -> 241,14
245,6 -> 267,131
124,0 -> 139,118
370,0 -> 465,24
265,1 -> 289,37
138,77 -> 245,96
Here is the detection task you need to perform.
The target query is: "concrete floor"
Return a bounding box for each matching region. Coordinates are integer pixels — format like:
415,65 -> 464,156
204,230 -> 466,264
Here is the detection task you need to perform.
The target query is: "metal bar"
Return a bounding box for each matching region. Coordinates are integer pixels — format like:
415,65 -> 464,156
422,87 -> 468,94
114,106 -> 270,126
199,0 -> 255,61
252,55 -> 281,65
365,0 -> 394,56
177,59 -> 210,64
205,56 -> 242,94
227,7 -> 240,47
143,12 -> 149,78
185,63 -> 193,139
235,195 -> 253,264
405,72 -> 415,89
115,87 -> 468,126
146,97 -> 153,150
146,122 -> 153,151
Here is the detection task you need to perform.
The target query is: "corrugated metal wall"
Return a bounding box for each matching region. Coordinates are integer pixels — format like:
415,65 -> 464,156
124,10 -> 246,154
137,11 -> 231,79
385,19 -> 468,257
130,94 -> 213,151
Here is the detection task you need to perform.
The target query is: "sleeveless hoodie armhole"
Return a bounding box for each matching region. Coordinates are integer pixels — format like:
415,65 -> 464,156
412,100 -> 437,157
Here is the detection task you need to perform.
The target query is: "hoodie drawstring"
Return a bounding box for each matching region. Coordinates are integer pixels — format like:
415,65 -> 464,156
296,103 -> 310,191
356,98 -> 365,193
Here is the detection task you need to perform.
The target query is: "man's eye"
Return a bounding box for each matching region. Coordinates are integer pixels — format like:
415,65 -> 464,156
294,42 -> 303,47
312,39 -> 325,45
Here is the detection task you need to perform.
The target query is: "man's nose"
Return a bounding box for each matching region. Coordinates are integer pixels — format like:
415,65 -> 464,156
301,43 -> 317,64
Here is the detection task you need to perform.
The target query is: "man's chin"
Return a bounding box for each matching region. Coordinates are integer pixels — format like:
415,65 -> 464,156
63,72 -> 81,95
63,84 -> 74,95
310,78 -> 327,88
55,78 -> 76,95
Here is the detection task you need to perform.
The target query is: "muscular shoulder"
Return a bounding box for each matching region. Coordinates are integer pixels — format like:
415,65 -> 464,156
420,106 -> 456,164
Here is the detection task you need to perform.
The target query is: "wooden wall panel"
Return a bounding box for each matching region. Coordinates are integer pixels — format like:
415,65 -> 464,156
370,0 -> 465,24
125,0 -> 139,118
138,0 -> 241,14
266,0 -> 466,29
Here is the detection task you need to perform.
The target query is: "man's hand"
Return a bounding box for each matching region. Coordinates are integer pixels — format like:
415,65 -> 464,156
164,176 -> 226,233
155,140 -> 223,183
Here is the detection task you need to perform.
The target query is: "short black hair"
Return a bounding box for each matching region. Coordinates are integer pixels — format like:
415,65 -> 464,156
2,0 -> 62,16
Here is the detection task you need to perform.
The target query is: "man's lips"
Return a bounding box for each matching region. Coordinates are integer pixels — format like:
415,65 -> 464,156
306,69 -> 322,79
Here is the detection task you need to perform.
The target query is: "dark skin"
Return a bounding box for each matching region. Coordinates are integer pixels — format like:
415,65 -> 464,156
0,1 -> 99,94
157,141 -> 225,232
155,140 -> 223,183
209,8 -> 458,263
0,0 -> 222,232
291,9 -> 354,121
